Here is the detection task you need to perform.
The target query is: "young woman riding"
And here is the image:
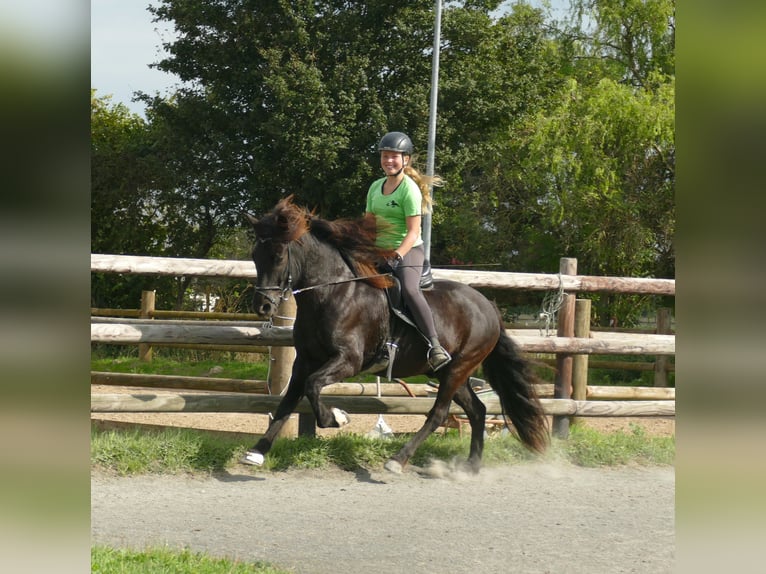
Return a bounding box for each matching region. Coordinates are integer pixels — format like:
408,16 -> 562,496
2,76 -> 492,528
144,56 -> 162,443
365,131 -> 451,371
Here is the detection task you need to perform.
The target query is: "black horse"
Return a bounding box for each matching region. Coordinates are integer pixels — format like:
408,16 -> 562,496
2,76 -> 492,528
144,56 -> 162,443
242,197 -> 548,473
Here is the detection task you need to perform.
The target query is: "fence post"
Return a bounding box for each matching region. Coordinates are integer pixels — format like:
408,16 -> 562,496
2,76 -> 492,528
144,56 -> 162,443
571,298 -> 591,426
552,258 -> 577,439
270,293 -> 299,439
654,307 -> 672,387
138,290 -> 155,362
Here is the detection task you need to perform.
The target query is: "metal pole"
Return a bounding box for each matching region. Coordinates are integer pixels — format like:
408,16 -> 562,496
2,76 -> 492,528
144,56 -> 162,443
422,0 -> 442,262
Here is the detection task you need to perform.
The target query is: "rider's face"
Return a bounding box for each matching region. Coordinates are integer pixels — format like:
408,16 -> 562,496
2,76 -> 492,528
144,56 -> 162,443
380,151 -> 407,175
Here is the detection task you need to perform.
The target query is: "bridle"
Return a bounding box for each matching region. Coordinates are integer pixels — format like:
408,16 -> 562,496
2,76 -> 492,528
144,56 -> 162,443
252,236 -> 294,310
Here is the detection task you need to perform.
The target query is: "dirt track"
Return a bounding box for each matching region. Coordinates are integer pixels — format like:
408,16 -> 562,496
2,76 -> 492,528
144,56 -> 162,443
91,461 -> 674,574
91,388 -> 675,573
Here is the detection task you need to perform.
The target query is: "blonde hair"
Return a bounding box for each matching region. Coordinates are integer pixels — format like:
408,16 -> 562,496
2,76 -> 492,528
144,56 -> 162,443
404,154 -> 444,214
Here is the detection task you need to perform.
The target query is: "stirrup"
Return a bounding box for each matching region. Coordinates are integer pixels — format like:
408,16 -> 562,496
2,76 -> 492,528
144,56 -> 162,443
427,346 -> 452,372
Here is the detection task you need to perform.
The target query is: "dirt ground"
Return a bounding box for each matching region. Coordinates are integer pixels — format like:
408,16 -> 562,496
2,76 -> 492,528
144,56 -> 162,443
91,386 -> 675,573
92,463 -> 675,574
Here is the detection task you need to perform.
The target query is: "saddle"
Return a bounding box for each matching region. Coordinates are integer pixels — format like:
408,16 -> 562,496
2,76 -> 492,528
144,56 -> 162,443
357,259 -> 434,379
375,261 -> 435,379
384,259 -> 434,333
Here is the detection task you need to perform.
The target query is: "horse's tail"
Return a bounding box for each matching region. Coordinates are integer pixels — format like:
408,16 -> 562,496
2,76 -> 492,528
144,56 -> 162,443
482,326 -> 549,453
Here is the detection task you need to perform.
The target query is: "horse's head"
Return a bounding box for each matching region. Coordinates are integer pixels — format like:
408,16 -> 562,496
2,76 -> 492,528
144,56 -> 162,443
244,197 -> 311,317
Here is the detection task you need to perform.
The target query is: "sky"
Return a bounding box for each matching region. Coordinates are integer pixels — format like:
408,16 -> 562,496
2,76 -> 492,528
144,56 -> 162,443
91,1 -> 568,118
91,1 -> 178,115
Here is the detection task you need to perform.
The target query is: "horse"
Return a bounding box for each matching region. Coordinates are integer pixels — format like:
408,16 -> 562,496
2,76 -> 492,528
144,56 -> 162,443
241,196 -> 549,473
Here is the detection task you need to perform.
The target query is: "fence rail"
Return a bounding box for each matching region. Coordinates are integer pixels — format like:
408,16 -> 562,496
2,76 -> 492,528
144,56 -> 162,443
91,254 -> 675,295
91,392 -> 675,417
91,319 -> 675,355
91,371 -> 675,400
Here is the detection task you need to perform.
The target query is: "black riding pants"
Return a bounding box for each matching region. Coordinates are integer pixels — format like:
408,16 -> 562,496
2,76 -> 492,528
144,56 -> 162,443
393,244 -> 438,341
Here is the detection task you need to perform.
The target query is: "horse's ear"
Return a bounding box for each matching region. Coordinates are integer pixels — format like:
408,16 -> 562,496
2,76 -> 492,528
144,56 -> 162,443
242,212 -> 258,226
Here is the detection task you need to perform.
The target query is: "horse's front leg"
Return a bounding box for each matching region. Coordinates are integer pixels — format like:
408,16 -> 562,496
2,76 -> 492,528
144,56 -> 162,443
240,362 -> 309,466
303,354 -> 359,428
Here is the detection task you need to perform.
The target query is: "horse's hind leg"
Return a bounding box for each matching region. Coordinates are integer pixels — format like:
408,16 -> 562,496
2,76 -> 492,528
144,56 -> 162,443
451,384 -> 487,473
384,379 -> 457,474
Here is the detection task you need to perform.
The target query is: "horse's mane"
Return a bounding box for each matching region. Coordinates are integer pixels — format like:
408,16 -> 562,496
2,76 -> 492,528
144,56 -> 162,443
262,196 -> 394,289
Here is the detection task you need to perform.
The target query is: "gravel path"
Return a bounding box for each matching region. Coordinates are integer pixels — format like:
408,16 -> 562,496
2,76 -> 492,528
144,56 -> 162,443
91,462 -> 674,574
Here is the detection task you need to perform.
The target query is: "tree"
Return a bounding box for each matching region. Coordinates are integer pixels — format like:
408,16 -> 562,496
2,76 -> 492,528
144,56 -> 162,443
91,1 -> 675,321
91,91 -> 175,309
489,0 -> 676,323
143,0 -> 445,219
91,91 -> 166,257
565,0 -> 675,88
437,1 -> 675,322
432,2 -> 565,272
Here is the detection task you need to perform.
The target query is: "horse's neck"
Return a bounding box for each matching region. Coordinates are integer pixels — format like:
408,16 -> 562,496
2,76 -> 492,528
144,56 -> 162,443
293,235 -> 355,290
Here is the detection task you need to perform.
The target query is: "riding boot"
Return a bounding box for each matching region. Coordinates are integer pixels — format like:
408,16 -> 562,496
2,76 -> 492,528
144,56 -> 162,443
427,337 -> 452,371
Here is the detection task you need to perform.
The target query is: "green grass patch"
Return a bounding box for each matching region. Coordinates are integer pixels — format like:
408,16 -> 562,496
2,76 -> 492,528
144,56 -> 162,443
564,423 -> 675,466
91,545 -> 291,574
91,353 -> 436,387
91,426 -> 248,475
92,422 -> 673,476
91,355 -> 270,380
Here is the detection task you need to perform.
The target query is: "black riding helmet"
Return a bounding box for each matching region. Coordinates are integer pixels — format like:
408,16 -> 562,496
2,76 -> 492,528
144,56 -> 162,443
378,131 -> 414,156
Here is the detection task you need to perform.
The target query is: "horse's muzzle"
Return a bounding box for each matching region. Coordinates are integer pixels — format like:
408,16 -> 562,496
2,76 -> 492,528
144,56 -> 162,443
253,296 -> 275,318
252,290 -> 278,318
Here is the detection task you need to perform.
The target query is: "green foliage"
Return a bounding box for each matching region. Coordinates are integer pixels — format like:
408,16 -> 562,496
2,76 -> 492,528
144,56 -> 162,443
91,546 -> 289,574
90,92 -> 178,309
91,1 -> 675,321
565,0 -> 675,88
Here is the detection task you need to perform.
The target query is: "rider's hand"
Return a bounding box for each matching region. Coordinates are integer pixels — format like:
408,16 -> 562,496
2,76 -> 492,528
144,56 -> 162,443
381,252 -> 402,273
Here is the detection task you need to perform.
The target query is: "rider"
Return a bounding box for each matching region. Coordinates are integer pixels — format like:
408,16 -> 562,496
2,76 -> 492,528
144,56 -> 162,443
365,131 -> 452,371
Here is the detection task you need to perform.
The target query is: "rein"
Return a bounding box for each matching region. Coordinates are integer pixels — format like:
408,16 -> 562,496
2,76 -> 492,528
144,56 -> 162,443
292,273 -> 392,295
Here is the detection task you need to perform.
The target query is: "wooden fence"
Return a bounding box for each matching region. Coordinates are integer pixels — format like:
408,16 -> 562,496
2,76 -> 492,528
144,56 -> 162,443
91,253 -> 675,437
91,306 -> 674,373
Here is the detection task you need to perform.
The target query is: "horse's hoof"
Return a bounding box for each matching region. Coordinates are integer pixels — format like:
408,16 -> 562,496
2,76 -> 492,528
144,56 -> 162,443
240,450 -> 264,466
332,408 -> 350,427
384,459 -> 403,474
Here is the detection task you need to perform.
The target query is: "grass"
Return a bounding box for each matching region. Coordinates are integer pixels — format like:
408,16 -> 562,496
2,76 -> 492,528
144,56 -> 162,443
90,351 -> 674,472
91,354 -> 270,380
91,422 -> 674,476
90,353 -> 433,385
91,425 -> 247,475
564,422 -> 675,466
91,546 -> 291,574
